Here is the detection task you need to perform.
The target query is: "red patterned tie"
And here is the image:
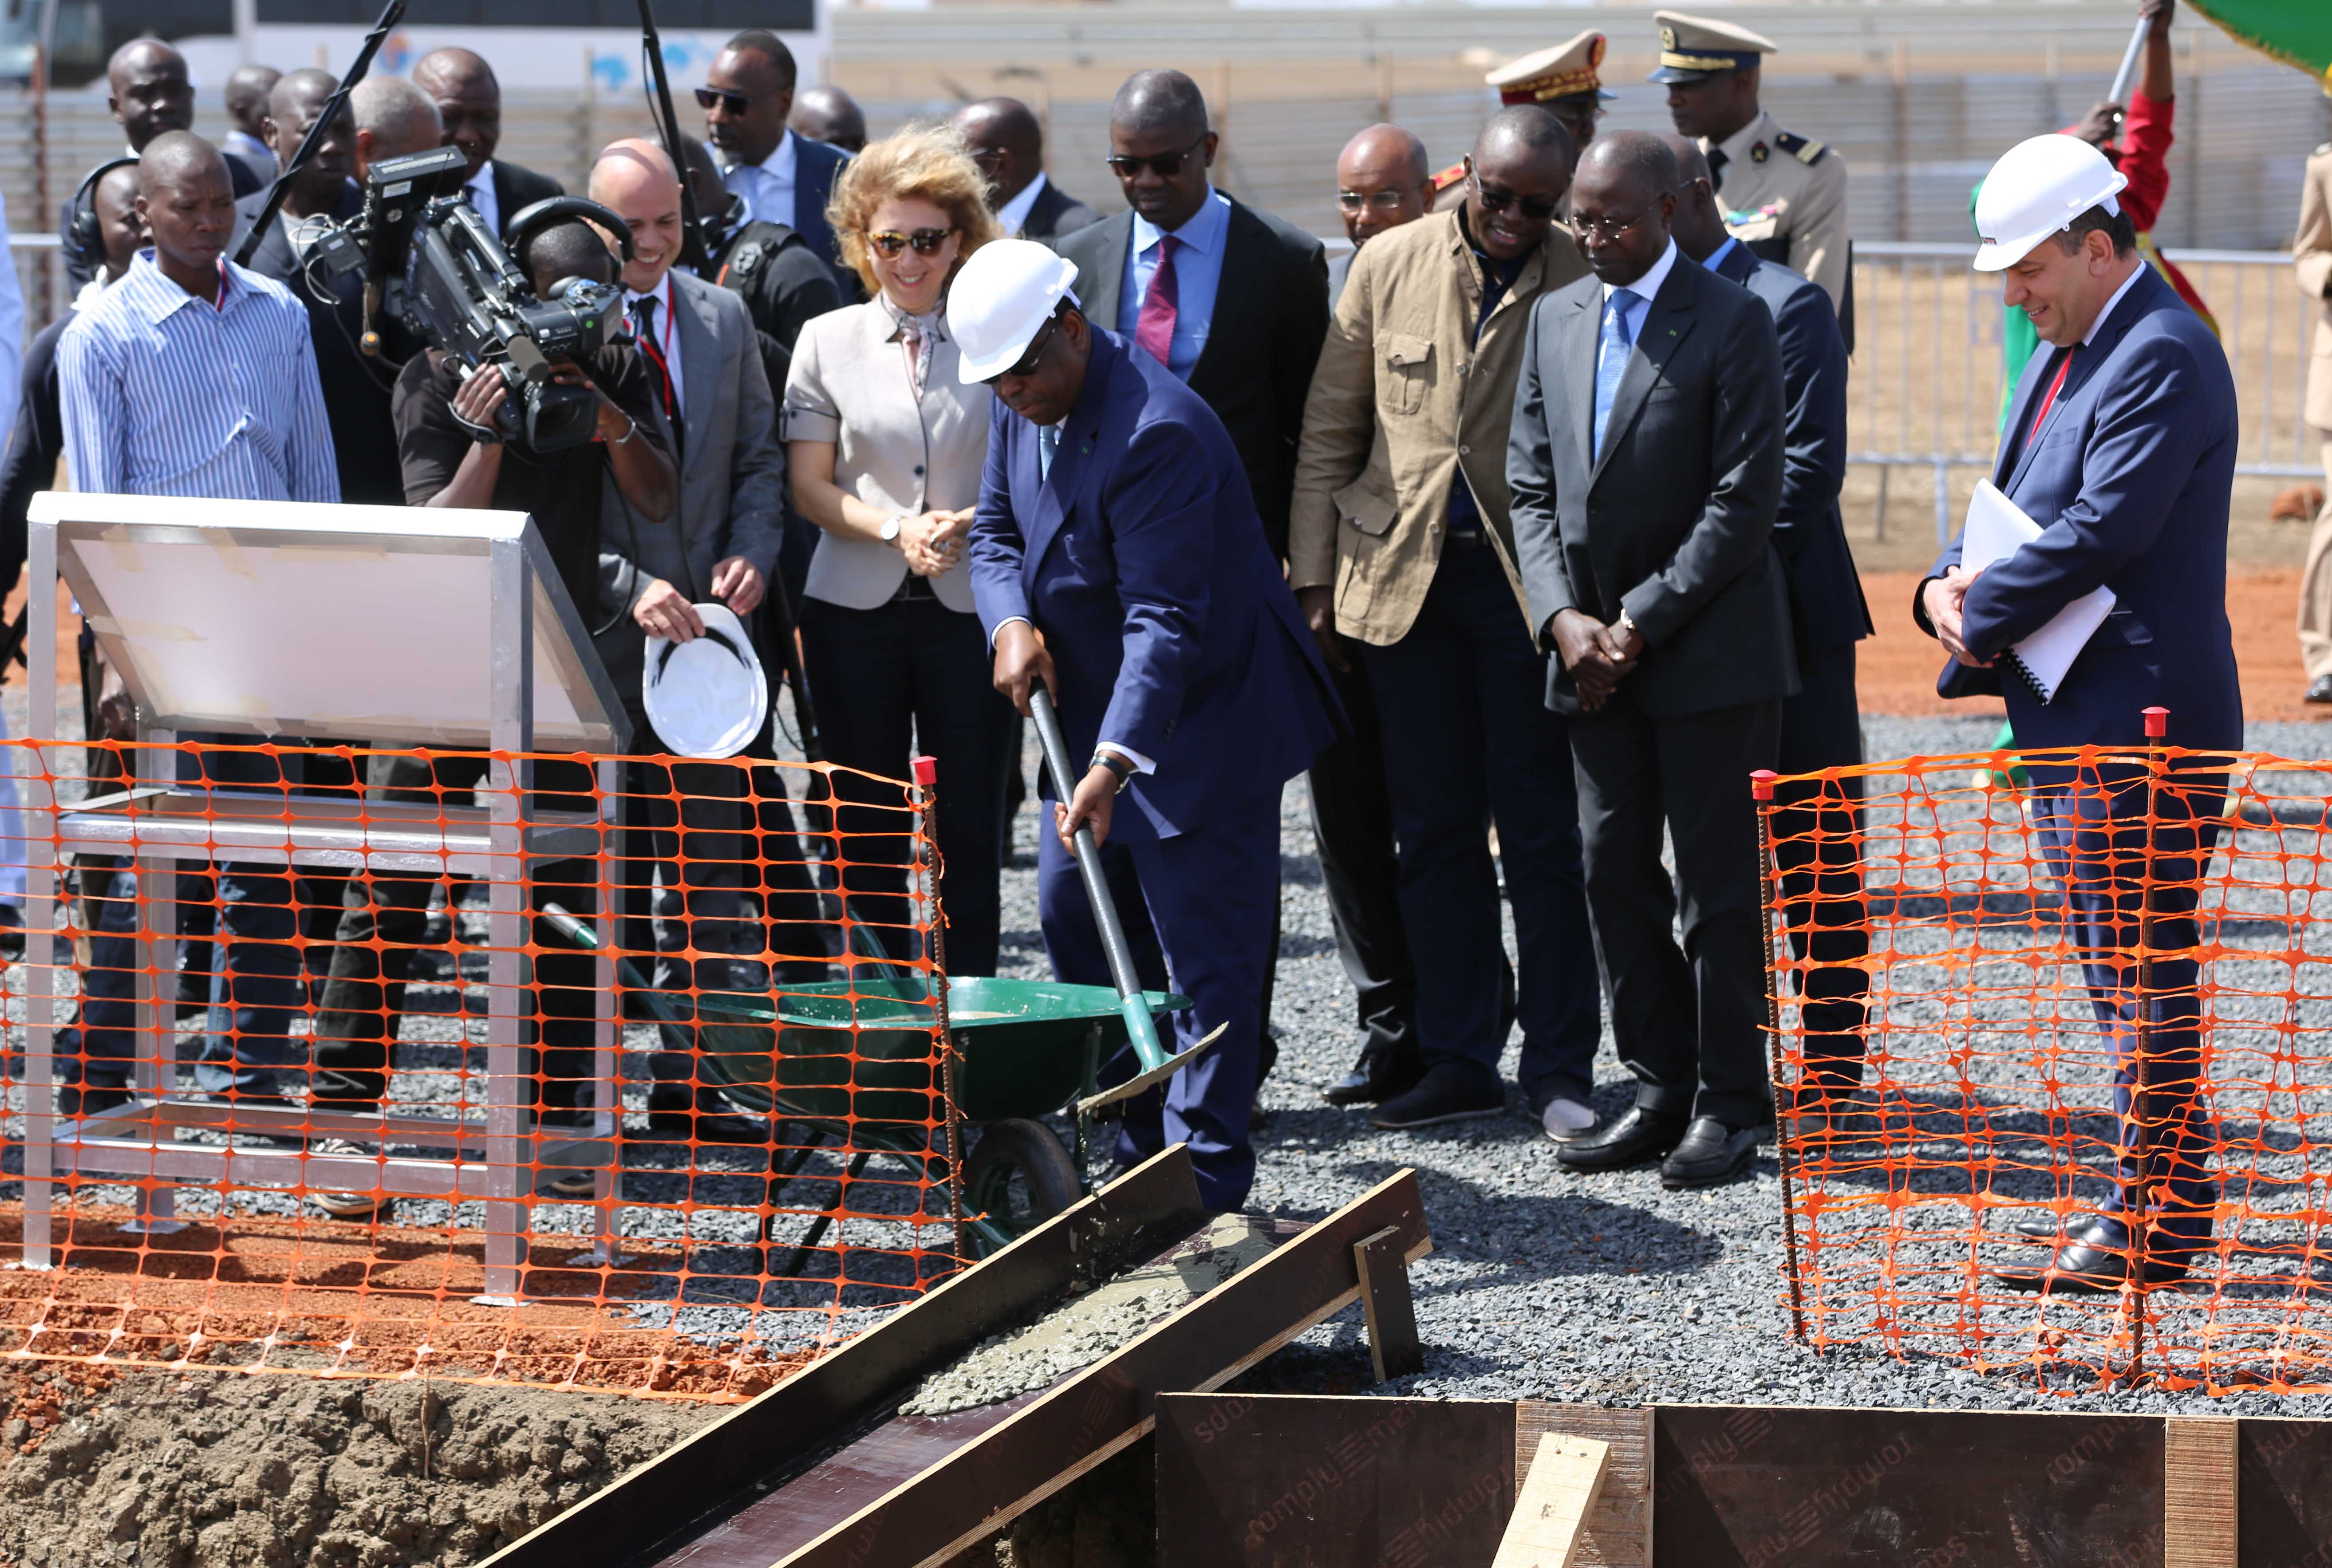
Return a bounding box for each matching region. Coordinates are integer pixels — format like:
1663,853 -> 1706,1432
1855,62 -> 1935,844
1134,234 -> 1180,367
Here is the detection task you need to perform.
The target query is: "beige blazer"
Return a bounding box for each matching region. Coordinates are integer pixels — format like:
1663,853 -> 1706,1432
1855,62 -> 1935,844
1288,208 -> 1589,645
2297,144 -> 2332,433
782,295 -> 993,612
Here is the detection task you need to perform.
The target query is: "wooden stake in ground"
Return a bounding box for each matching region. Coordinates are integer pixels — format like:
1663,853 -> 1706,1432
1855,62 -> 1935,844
1493,1431 -> 1610,1568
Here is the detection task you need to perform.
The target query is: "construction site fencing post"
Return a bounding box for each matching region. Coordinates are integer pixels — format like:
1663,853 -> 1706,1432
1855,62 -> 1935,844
1754,766 -> 1812,1348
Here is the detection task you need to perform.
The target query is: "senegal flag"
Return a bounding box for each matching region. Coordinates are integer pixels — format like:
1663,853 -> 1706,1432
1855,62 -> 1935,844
2184,0 -> 2332,85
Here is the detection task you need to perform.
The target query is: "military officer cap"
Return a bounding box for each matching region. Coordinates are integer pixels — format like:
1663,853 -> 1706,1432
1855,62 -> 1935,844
1486,31 -> 1618,106
1649,10 -> 1780,84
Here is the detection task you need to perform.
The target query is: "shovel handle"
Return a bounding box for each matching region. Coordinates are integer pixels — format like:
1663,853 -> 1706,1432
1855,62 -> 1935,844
1026,682 -> 1170,1072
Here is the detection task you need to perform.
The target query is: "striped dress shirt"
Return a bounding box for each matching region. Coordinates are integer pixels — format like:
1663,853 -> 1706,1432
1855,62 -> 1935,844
59,251 -> 338,504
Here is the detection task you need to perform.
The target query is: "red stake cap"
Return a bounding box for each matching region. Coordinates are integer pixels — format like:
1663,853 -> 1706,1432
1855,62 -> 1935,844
911,755 -> 939,786
1750,769 -> 1779,801
2142,706 -> 2169,738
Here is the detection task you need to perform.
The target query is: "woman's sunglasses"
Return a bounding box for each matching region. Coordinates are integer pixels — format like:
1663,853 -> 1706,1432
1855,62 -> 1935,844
867,227 -> 958,257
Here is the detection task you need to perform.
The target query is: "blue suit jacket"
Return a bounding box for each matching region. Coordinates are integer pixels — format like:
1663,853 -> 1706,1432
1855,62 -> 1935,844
1919,265 -> 2241,752
969,329 -> 1339,842
1712,243 -> 1870,650
789,134 -> 856,301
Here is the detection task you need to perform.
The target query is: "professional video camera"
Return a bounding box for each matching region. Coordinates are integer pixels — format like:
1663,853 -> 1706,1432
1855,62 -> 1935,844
309,146 -> 636,453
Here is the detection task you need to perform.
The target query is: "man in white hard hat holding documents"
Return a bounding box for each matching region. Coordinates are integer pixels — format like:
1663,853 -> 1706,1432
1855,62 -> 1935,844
1914,133 -> 2239,1295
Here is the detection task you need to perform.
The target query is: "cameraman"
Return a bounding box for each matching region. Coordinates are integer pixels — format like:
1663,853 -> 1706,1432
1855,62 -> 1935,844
305,219 -> 673,1211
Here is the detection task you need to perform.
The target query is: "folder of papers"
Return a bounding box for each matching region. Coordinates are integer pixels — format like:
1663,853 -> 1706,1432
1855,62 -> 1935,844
1957,481 -> 2115,705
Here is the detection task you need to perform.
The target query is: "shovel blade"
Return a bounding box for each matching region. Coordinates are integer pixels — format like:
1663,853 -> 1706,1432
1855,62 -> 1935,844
1075,1023 -> 1228,1116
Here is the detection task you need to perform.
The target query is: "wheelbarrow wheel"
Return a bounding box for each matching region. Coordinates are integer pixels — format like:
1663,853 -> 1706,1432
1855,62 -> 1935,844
963,1119 -> 1081,1252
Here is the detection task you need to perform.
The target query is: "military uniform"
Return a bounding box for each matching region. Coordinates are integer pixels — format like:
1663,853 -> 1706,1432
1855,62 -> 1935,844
2293,144 -> 2332,692
1485,30 -> 1617,154
1650,11 -> 1852,332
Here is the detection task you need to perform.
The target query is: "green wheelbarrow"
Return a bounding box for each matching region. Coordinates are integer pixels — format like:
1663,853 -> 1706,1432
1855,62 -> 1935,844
538,906 -> 1196,1263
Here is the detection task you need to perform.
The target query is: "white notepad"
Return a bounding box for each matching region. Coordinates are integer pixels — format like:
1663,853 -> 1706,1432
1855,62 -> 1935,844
1957,481 -> 2115,705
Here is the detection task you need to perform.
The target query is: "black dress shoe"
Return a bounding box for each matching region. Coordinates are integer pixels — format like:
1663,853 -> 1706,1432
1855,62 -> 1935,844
2009,1210 -> 2100,1243
2308,674 -> 2332,705
1369,1062 -> 1503,1130
1557,1104 -> 1688,1173
1660,1117 -> 1760,1189
1991,1221 -> 2201,1294
1322,1046 -> 1425,1107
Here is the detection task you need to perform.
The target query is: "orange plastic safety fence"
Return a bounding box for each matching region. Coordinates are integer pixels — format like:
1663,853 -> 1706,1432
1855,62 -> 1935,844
1761,736 -> 2332,1395
0,739 -> 1002,1401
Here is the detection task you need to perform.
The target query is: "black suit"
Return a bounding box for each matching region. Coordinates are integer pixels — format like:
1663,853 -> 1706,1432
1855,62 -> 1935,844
1052,197 -> 1329,560
1507,249 -> 1792,1128
232,184 -> 409,506
1017,179 -> 1101,241
490,158 -> 564,232
1709,240 -> 1870,1089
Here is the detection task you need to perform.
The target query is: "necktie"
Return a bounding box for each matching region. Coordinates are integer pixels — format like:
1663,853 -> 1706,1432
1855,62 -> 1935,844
1706,147 -> 1728,194
631,295 -> 683,457
2026,347 -> 2075,445
1038,423 -> 1061,481
1134,233 -> 1180,368
1592,289 -> 1637,459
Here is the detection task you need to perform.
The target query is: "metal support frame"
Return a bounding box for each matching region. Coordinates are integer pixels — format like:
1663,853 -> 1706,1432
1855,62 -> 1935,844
20,517 -> 622,1301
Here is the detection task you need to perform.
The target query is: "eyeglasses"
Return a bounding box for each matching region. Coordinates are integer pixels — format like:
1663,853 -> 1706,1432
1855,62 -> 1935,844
694,86 -> 752,116
1338,189 -> 1414,213
1105,134 -> 1210,180
968,147 -> 1010,169
1467,165 -> 1560,223
866,226 -> 959,257
983,315 -> 1060,384
1571,199 -> 1662,243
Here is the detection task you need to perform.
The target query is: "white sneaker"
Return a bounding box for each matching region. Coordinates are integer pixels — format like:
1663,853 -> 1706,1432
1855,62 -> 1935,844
1540,1097 -> 1598,1143
308,1138 -> 388,1219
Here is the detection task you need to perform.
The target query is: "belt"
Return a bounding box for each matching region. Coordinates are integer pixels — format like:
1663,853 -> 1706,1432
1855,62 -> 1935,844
888,575 -> 940,603
1443,527 -> 1492,550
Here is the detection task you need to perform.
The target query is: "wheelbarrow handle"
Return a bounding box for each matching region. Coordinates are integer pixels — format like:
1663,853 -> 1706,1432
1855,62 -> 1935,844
538,901 -> 661,997
1026,682 -> 1170,1073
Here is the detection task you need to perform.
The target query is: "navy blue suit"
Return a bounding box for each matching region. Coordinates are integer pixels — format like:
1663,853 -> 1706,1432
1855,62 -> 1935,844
1710,241 -> 1871,1089
1918,263 -> 2240,1244
789,134 -> 856,302
970,328 -> 1338,1209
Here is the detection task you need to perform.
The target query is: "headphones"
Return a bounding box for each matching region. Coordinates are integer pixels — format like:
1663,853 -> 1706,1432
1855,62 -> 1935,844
504,195 -> 635,280
66,156 -> 141,276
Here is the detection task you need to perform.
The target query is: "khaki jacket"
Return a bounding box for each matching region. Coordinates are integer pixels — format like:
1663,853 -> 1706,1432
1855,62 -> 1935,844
2298,143 -> 2332,433
1289,209 -> 1589,645
1705,109 -> 1850,316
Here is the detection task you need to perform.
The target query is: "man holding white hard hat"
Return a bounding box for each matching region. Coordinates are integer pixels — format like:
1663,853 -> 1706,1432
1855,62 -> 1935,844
952,239 -> 1338,1212
1914,132 -> 2239,1295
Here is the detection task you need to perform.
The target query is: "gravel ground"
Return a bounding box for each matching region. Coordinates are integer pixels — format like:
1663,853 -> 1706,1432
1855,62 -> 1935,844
14,691 -> 2332,1418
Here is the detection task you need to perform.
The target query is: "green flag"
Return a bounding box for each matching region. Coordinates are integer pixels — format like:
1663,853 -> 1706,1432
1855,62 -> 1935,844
2185,0 -> 2332,85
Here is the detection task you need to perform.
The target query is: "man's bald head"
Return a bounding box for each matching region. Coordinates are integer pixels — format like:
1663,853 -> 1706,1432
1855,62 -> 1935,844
136,132 -> 237,285
1335,124 -> 1433,248
952,97 -> 1046,208
1473,104 -> 1575,173
351,75 -> 442,173
225,64 -> 280,139
413,47 -> 502,178
589,138 -> 682,293
790,84 -> 866,154
1570,131 -> 1680,286
92,164 -> 147,282
108,39 -> 194,152
521,218 -> 616,301
1654,131 -> 1730,261
1112,69 -> 1209,142
264,68 -> 354,205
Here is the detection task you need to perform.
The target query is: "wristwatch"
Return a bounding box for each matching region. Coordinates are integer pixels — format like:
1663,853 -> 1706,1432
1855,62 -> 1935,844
880,516 -> 904,545
1090,750 -> 1135,792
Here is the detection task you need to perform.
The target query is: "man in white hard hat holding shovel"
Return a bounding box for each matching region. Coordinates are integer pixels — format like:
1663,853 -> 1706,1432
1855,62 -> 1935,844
950,239 -> 1339,1213
1914,133 -> 2239,1295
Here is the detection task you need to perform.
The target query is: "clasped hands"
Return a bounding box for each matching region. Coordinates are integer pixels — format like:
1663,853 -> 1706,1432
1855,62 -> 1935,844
1920,565 -> 1993,669
1548,609 -> 1646,713
895,508 -> 973,578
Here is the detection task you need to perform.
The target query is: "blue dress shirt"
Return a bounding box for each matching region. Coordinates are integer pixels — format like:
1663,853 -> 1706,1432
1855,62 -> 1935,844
1117,187 -> 1231,381
59,251 -> 338,504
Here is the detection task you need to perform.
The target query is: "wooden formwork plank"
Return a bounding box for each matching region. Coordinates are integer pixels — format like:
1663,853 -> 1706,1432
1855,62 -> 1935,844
2238,1418 -> 2332,1567
1353,1225 -> 1422,1383
2165,1417 -> 2237,1568
1494,1432 -> 1609,1568
1517,1404 -> 1651,1568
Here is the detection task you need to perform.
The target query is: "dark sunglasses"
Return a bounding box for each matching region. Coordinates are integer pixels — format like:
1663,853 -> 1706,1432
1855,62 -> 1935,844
1105,133 -> 1209,180
983,315 -> 1061,384
1468,164 -> 1561,223
866,226 -> 958,257
694,86 -> 751,116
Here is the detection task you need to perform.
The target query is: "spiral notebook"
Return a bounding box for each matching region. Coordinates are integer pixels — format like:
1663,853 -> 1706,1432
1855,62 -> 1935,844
1960,481 -> 2115,704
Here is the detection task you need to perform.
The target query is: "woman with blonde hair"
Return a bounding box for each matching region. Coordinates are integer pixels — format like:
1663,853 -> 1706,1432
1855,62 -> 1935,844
783,123 -> 1014,974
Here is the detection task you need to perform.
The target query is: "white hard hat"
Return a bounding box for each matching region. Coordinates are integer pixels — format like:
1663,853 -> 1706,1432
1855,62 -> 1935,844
950,239 -> 1080,383
1972,134 -> 2128,273
642,602 -> 768,760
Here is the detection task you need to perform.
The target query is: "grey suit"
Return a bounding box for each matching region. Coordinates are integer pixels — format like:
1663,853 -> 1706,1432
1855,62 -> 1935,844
1506,249 -> 1793,1127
